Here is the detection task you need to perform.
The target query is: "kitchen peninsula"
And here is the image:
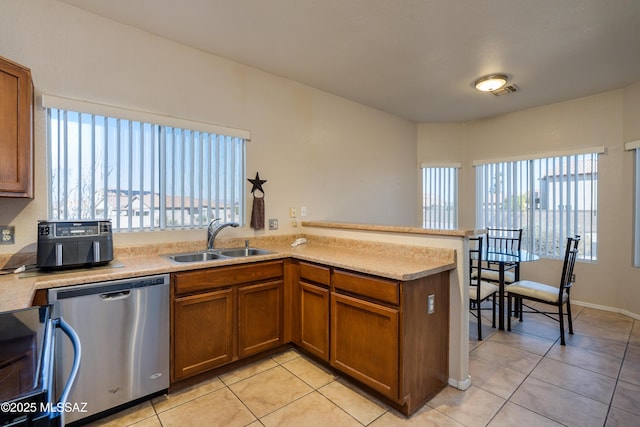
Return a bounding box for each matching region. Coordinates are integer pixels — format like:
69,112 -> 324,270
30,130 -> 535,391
0,227 -> 468,416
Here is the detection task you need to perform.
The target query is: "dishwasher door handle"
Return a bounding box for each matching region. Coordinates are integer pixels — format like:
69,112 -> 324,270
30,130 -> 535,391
100,290 -> 131,301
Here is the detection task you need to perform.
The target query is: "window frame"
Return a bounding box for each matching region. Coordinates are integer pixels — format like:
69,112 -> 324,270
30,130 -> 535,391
421,163 -> 460,230
474,148 -> 603,261
626,140 -> 640,267
43,95 -> 250,233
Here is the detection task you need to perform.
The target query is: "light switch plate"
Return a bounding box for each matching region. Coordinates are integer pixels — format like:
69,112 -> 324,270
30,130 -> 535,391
0,225 -> 15,244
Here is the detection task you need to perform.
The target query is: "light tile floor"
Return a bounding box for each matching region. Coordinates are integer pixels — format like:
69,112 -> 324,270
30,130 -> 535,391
87,303 -> 640,426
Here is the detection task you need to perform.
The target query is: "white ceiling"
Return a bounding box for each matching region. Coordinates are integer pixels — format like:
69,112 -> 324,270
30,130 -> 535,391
59,0 -> 640,123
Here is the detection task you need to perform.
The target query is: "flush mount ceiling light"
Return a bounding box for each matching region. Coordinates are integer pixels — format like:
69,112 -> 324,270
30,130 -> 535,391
474,74 -> 508,92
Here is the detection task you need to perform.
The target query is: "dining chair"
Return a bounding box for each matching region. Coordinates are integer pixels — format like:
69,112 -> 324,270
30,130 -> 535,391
469,236 -> 498,340
505,235 -> 581,345
482,227 -> 523,283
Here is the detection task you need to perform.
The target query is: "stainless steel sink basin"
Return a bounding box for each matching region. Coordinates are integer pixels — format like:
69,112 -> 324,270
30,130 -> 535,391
166,247 -> 273,263
167,251 -> 229,263
217,248 -> 273,258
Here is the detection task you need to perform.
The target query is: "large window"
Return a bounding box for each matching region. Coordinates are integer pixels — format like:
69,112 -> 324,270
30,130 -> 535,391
475,151 -> 601,261
422,164 -> 459,229
45,96 -> 247,232
627,141 -> 640,267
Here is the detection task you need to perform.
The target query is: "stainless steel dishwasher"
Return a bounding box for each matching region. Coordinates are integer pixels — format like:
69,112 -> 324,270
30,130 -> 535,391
48,274 -> 170,425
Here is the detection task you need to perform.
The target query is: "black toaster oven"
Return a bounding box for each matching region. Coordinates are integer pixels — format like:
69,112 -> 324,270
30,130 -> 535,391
36,220 -> 113,270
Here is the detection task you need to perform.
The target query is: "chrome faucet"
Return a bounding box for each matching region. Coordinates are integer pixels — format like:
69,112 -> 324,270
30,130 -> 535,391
207,219 -> 239,250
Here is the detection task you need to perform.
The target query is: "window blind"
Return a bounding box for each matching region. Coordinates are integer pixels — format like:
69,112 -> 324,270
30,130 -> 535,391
421,164 -> 459,229
47,107 -> 246,232
476,152 -> 598,261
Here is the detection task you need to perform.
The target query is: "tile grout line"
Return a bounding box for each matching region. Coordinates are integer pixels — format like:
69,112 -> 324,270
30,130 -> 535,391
100,309 -> 638,426
481,319 -> 562,427
275,354 -> 372,426
602,318 -> 636,425
496,308 -> 635,426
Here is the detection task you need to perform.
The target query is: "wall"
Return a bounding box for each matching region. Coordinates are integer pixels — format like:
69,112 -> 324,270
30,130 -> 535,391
621,82 -> 640,317
416,123 -> 465,221
418,88 -> 640,317
0,0 -> 418,257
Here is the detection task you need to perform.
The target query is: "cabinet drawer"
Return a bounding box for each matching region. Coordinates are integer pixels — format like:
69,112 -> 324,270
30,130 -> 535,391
333,270 -> 399,305
299,262 -> 330,286
174,261 -> 283,295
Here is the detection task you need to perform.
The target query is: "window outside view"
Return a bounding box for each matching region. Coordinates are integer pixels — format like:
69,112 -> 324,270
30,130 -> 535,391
47,108 -> 245,232
422,167 -> 458,230
476,153 -> 598,261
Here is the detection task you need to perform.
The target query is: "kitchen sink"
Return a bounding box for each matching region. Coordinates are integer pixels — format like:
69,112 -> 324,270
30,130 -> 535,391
166,247 -> 273,263
167,251 -> 229,263
217,248 -> 273,258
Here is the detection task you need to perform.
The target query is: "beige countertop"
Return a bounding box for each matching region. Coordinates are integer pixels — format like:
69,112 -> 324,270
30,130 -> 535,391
0,235 -> 456,313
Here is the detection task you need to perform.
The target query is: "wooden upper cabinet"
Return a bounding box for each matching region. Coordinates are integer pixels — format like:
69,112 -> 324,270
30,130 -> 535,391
0,56 -> 33,198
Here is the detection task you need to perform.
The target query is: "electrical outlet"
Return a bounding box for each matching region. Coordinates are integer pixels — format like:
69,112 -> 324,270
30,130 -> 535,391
0,225 -> 15,244
289,207 -> 297,218
427,294 -> 435,314
268,219 -> 279,230
300,206 -> 307,217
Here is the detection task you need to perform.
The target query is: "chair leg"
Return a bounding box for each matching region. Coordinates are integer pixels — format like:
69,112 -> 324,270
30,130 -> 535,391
518,297 -> 523,322
507,294 -> 512,331
566,298 -> 574,335
491,295 -> 496,328
477,299 -> 482,341
558,303 -> 566,346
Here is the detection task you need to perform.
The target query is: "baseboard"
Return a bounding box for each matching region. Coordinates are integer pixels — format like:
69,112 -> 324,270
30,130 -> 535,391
573,300 -> 640,321
448,375 -> 471,391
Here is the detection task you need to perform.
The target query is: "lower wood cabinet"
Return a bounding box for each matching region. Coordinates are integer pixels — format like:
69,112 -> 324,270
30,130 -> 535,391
330,269 -> 449,415
238,280 -> 284,357
331,292 -> 399,398
296,261 -> 331,361
170,258 -> 449,416
299,281 -> 330,360
171,261 -> 284,382
173,288 -> 234,380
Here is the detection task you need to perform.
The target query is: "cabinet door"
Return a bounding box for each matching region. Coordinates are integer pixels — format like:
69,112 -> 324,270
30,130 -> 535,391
238,280 -> 284,357
0,56 -> 32,197
173,288 -> 234,380
331,292 -> 399,399
299,281 -> 330,361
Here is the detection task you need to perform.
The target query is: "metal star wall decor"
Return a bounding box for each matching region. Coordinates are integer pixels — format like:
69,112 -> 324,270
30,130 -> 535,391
248,172 -> 267,194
